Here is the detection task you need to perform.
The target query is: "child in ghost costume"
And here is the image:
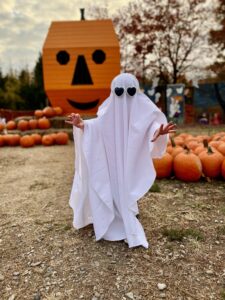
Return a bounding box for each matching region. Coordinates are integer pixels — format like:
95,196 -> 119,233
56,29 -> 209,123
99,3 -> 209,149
67,73 -> 176,249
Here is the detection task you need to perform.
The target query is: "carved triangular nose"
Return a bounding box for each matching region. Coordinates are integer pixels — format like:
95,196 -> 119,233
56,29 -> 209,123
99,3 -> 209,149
71,55 -> 93,85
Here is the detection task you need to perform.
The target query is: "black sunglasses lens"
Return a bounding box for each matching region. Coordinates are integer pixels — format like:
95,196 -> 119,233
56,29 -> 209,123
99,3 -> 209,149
127,87 -> 136,96
115,87 -> 124,96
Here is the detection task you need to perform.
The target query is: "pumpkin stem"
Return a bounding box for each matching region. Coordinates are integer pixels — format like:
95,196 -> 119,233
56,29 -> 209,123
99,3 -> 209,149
184,145 -> 190,153
207,146 -> 214,154
170,136 -> 176,148
203,139 -> 208,148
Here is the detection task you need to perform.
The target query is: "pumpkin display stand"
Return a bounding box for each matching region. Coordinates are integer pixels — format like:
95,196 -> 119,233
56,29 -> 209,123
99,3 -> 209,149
11,115 -> 95,140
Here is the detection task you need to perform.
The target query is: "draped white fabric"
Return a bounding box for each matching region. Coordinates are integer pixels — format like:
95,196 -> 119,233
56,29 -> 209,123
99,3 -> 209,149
69,73 -> 168,248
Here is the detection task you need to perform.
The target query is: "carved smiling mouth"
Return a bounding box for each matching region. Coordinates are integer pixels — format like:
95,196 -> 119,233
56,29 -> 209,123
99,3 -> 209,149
67,98 -> 99,110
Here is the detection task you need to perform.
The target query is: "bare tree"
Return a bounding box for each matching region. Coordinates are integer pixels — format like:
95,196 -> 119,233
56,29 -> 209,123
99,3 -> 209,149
114,0 -> 220,84
209,0 -> 225,115
86,1 -> 110,20
210,0 -> 225,81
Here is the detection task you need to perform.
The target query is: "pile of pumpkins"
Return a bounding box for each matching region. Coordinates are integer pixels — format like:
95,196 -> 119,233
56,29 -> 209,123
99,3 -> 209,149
34,106 -> 63,119
0,131 -> 69,147
0,106 -> 69,147
153,131 -> 225,181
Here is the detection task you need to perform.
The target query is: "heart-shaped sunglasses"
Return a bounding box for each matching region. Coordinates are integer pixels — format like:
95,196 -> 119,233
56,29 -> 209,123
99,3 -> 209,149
114,87 -> 137,97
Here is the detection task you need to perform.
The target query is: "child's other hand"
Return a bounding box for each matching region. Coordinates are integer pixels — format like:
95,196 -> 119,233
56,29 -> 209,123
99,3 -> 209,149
65,113 -> 84,130
151,122 -> 176,142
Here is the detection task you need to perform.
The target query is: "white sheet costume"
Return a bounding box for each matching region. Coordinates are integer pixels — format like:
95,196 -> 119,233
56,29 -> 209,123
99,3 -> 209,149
69,73 -> 168,248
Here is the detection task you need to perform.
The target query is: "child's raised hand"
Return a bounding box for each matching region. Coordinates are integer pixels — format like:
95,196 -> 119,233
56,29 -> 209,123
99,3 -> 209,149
65,113 -> 84,130
151,122 -> 176,142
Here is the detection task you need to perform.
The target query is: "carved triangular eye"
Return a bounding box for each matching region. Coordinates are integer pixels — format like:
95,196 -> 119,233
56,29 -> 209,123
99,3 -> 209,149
127,87 -> 136,96
115,87 -> 124,96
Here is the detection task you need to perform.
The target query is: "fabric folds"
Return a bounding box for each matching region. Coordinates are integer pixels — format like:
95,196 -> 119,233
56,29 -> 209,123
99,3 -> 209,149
69,73 -> 168,248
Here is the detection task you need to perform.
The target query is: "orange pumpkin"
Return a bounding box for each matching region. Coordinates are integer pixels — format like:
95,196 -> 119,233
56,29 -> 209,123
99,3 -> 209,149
49,133 -> 58,144
20,135 -> 35,148
199,146 -> 224,178
29,119 -> 38,130
170,146 -> 184,158
178,133 -> 189,139
31,133 -> 42,145
194,144 -> 205,155
17,120 -> 29,131
166,145 -> 172,154
174,150 -> 202,182
217,142 -> 225,156
7,134 -> 20,146
53,106 -> 63,116
167,137 -> 184,157
0,123 -> 5,132
34,110 -> 44,118
2,134 -> 10,145
43,106 -> 56,118
42,134 -> 54,146
37,118 -> 51,130
186,140 -> 199,151
174,136 -> 184,147
211,132 -> 225,141
0,135 -> 5,146
195,139 -> 218,156
42,20 -> 120,114
6,120 -> 17,130
209,140 -> 221,149
55,132 -> 69,145
196,135 -> 210,143
184,135 -> 194,143
153,152 -> 173,179
221,159 -> 225,179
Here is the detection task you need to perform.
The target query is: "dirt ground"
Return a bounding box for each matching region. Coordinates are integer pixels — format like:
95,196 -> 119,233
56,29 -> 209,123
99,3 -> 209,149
0,142 -> 225,300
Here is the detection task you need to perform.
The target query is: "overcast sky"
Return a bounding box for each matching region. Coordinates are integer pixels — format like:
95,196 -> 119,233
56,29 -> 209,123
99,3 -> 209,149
0,0 -> 128,74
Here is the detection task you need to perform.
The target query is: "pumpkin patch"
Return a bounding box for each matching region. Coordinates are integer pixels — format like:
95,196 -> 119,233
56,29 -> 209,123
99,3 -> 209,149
1,113 -> 225,183
154,131 -> 225,181
0,105 -> 69,149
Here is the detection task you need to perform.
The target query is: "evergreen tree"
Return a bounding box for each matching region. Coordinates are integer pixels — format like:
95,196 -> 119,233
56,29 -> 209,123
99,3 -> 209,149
33,52 -> 47,109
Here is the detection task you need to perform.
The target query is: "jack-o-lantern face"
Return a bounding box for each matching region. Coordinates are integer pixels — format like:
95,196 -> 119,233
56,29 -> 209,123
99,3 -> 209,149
43,20 -> 120,114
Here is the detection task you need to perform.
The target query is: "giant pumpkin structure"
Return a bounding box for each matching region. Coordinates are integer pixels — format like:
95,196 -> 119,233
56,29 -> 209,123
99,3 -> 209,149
42,19 -> 121,114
